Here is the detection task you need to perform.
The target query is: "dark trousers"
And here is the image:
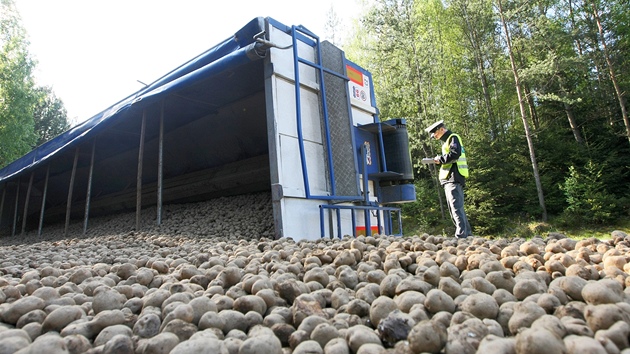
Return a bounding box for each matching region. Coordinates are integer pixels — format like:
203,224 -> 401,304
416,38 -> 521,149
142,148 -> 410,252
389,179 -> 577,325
444,182 -> 472,238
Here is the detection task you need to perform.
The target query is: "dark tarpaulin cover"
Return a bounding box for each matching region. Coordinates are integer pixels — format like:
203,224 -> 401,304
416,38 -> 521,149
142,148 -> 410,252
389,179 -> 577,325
0,17 -> 266,183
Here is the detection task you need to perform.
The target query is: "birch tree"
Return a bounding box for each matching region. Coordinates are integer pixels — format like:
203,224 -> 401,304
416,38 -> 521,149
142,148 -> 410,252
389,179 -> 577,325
497,0 -> 548,221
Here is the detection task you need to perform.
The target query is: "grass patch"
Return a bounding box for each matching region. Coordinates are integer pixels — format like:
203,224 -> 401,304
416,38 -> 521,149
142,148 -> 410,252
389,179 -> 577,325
492,217 -> 630,240
540,215 -> 630,240
402,215 -> 630,240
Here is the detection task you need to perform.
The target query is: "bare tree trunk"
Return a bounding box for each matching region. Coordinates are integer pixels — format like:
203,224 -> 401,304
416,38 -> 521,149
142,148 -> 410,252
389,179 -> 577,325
422,141 -> 446,219
459,0 -> 497,139
556,0 -> 588,143
402,0 -> 448,220
591,0 -> 630,145
523,85 -> 539,130
567,0 -> 584,56
559,81 -> 585,144
513,45 -> 540,130
592,58 -> 615,125
412,44 -> 447,220
564,102 -> 584,144
497,0 -> 548,221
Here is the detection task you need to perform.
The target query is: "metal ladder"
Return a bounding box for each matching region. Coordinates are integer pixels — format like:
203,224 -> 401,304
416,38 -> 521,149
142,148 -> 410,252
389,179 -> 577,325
268,19 -> 402,238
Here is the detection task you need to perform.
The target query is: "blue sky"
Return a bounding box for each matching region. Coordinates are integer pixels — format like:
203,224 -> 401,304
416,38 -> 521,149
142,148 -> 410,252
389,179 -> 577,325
15,0 -> 360,125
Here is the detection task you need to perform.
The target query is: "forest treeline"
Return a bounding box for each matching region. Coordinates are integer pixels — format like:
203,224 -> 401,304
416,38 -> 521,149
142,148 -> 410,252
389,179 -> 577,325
336,0 -> 630,235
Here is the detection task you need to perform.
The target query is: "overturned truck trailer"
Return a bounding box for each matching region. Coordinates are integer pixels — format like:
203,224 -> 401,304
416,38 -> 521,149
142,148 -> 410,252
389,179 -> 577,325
0,17 -> 416,241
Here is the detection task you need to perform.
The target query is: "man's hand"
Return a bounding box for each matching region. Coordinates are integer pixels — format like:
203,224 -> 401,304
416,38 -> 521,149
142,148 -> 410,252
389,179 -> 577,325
433,156 -> 441,164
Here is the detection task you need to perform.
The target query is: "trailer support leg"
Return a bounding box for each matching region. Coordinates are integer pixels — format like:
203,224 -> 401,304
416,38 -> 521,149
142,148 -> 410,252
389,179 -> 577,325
0,183 -> 5,233
157,102 -> 164,226
21,172 -> 34,234
12,178 -> 20,237
65,147 -> 80,236
83,140 -> 96,234
136,110 -> 147,231
38,165 -> 49,237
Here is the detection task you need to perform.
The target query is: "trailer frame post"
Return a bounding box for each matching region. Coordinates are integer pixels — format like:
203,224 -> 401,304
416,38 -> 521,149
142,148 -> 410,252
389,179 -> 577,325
65,147 -> 80,236
21,172 -> 34,234
157,102 -> 164,225
12,178 -> 20,237
361,143 -> 371,236
351,209 -> 356,237
0,183 -> 5,232
83,140 -> 96,234
319,206 -> 325,238
38,165 -> 49,237
136,110 -> 147,230
338,209 -> 344,239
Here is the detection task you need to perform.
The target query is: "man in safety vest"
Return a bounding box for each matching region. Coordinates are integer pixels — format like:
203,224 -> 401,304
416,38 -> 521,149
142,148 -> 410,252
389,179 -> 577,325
425,120 -> 472,239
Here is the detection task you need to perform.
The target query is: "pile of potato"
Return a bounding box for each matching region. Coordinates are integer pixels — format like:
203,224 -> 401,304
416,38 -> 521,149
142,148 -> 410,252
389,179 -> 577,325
0,192 -> 629,353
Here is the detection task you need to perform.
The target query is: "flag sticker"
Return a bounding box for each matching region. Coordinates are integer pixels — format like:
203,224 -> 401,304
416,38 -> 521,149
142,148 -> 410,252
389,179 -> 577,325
346,65 -> 364,86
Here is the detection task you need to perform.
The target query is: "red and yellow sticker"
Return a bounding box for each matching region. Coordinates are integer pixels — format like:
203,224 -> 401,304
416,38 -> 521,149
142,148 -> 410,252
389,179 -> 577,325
346,65 -> 364,86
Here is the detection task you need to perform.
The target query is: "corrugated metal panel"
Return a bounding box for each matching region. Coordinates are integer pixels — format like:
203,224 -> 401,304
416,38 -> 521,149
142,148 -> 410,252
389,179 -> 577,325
320,41 -> 359,197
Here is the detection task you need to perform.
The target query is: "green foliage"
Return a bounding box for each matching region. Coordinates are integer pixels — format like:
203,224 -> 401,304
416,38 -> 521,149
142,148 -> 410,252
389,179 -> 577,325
0,0 -> 37,168
464,168 -> 506,235
0,0 -> 69,168
559,161 -> 626,224
345,0 -> 630,236
401,177 -> 444,235
32,86 -> 70,146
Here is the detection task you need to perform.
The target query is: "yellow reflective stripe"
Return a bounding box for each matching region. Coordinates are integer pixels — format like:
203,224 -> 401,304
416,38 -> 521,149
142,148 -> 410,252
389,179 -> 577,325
440,133 -> 469,179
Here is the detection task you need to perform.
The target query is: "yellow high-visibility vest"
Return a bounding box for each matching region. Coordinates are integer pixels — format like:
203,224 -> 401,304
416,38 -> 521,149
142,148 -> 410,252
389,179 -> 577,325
439,133 -> 469,179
